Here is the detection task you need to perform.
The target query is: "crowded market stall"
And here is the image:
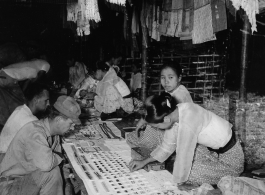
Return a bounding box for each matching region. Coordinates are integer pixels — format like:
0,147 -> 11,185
1,0 -> 265,195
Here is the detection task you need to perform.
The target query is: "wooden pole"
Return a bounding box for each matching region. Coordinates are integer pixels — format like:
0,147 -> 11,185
141,28 -> 148,102
239,12 -> 251,146
140,2 -> 148,102
239,13 -> 250,102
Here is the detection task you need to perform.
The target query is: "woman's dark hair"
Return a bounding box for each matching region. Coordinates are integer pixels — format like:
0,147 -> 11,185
144,92 -> 178,124
24,83 -> 49,102
96,60 -> 110,72
160,63 -> 182,78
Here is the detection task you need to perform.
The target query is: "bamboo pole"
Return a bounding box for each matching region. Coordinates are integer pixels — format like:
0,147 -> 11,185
238,13 -> 251,146
140,1 -> 148,102
141,26 -> 148,102
239,13 -> 250,102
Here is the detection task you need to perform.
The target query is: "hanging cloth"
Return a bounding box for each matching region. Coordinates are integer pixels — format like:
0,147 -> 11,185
174,9 -> 183,37
194,0 -> 210,9
159,11 -> 169,36
172,0 -> 183,10
229,0 -> 259,33
132,6 -> 140,34
163,0 -> 173,11
67,3 -> 79,22
192,4 -> 216,44
105,0 -> 126,6
211,0 -> 227,33
166,11 -> 178,37
146,1 -> 153,36
151,5 -> 161,41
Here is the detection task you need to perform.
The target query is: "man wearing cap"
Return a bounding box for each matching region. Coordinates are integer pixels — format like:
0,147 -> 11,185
0,95 -> 81,195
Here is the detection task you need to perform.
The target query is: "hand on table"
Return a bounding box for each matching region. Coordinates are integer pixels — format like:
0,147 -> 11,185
177,183 -> 199,191
129,160 -> 147,172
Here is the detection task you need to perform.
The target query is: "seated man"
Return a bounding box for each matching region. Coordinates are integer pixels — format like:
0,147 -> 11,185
0,83 -> 50,157
0,59 -> 50,129
0,95 -> 81,195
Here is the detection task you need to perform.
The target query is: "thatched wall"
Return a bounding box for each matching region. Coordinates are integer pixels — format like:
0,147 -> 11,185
202,92 -> 265,170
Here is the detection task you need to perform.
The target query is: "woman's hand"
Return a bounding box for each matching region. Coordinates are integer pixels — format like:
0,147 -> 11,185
177,183 -> 199,191
135,118 -> 147,137
129,160 -> 147,172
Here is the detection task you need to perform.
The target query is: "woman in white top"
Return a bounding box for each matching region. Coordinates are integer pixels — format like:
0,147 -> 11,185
127,63 -> 193,151
129,93 -> 244,190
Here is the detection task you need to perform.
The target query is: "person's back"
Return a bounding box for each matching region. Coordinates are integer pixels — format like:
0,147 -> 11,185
0,95 -> 81,195
0,83 -> 49,154
0,105 -> 38,154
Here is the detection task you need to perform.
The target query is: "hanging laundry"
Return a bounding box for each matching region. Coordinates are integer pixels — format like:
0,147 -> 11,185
172,0 -> 183,10
84,0 -> 101,22
194,0 -> 210,9
106,0 -> 126,6
192,4 -> 216,44
184,0 -> 193,9
159,11 -> 169,36
229,0 -> 259,33
211,0 -> 227,33
67,3 -> 79,22
174,9 -> 183,37
151,6 -> 161,41
225,0 -> 237,18
163,0 -> 173,11
131,6 -> 140,34
179,8 -> 193,40
146,1 -> 153,36
166,11 -> 178,37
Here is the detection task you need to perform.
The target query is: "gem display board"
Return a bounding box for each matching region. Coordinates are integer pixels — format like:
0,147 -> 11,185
63,143 -> 187,195
65,122 -> 122,140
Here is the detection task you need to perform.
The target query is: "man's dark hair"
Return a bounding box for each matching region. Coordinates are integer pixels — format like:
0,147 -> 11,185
24,83 -> 49,102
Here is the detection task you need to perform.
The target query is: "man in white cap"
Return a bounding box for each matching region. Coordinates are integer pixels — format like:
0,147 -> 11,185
0,95 -> 81,195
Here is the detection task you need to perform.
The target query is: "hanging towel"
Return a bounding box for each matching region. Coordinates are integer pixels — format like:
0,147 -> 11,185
159,11 -> 169,36
194,0 -> 210,10
184,0 -> 193,9
174,9 -> 183,37
163,0 -> 173,11
167,11 -> 178,37
132,6 -> 140,34
172,0 -> 183,10
211,0 -> 227,33
192,4 -> 216,44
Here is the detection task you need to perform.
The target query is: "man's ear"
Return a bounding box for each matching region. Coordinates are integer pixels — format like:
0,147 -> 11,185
33,96 -> 39,104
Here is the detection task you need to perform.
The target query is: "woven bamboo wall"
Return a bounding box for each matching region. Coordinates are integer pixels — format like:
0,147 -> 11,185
122,53 -> 227,104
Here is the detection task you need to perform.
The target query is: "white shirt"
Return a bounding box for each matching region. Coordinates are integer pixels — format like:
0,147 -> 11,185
2,59 -> 50,81
130,72 -> 142,92
0,105 -> 38,153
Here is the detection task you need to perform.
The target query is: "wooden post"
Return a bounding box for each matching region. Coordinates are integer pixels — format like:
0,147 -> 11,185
238,12 -> 250,147
140,1 -> 148,102
141,26 -> 148,102
239,13 -> 250,102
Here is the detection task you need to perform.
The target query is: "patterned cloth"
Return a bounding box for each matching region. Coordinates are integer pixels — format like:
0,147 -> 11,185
126,125 -> 165,152
192,4 -> 216,44
188,141 -> 244,185
94,68 -> 134,114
